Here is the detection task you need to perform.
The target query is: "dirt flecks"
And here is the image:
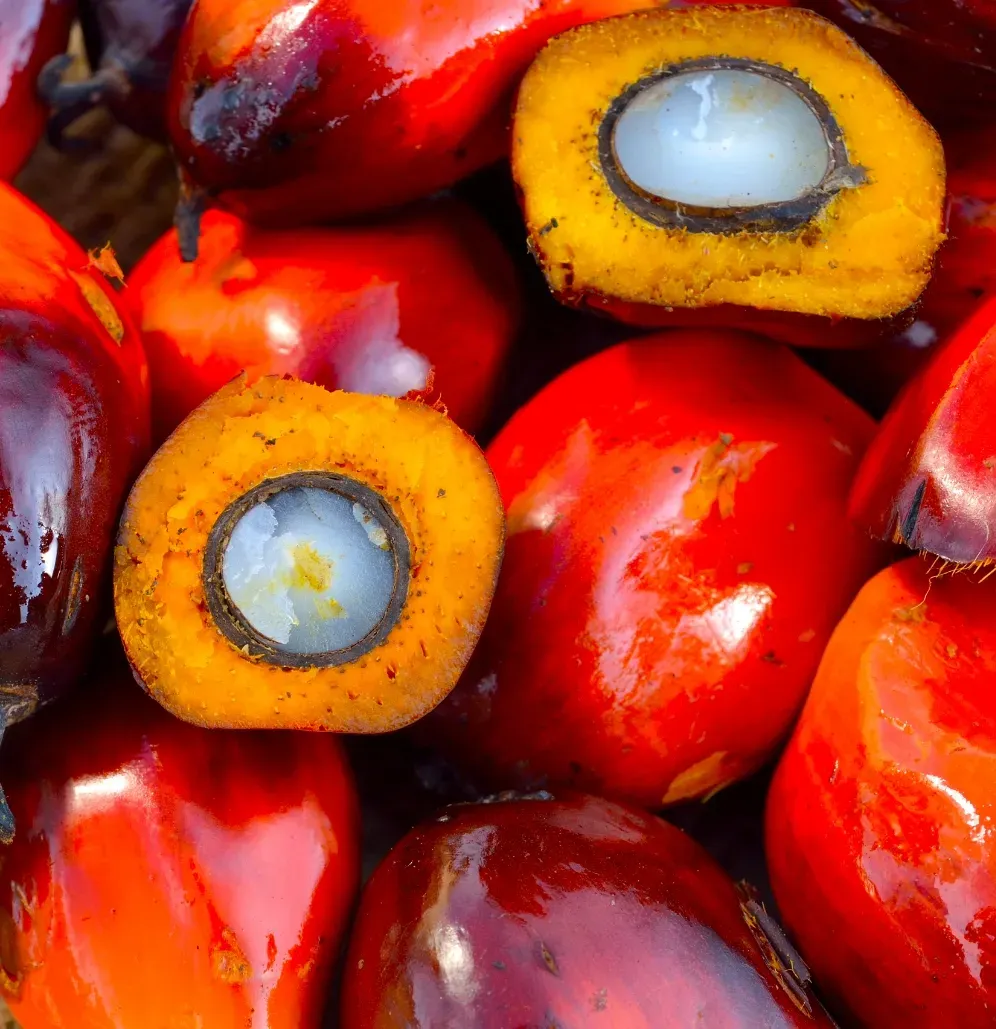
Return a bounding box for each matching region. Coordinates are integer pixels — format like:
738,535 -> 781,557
737,881 -> 813,1016
682,434 -> 776,522
212,927 -> 251,984
893,603 -> 927,624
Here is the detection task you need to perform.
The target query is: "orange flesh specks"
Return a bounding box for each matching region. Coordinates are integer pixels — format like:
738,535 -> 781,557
113,376 -> 504,733
513,7 -> 946,319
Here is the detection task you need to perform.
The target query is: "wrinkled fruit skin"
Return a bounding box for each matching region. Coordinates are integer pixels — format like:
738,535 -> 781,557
168,0 -> 669,227
766,557 -> 996,1028
0,0 -> 73,178
0,651 -> 361,1028
808,0 -> 996,127
805,124 -> 996,417
0,183 -> 148,717
421,334 -> 883,808
849,294 -> 996,564
342,792 -> 838,1028
78,0 -> 194,138
126,199 -> 520,442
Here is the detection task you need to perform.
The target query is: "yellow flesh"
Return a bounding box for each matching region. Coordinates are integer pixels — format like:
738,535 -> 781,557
513,7 -> 946,319
114,377 -> 504,733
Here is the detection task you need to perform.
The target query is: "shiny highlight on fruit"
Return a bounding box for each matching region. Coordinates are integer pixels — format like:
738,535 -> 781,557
422,334 -> 883,809
766,557 -> 996,1028
342,792 -> 840,1028
166,0 -> 677,259
114,376 -> 504,733
124,200 -> 520,442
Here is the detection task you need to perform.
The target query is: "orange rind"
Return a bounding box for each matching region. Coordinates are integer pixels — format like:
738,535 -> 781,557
114,376 -> 504,732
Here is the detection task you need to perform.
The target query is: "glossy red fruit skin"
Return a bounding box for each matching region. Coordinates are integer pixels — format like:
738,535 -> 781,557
421,334 -> 883,809
848,294 -> 996,564
125,199 -> 521,442
0,182 -> 148,720
342,792 -> 837,1028
807,0 -> 996,128
0,651 -> 361,1028
167,0 -> 699,232
805,125 -> 996,417
0,0 -> 74,179
580,294 -> 910,350
766,557 -> 996,1028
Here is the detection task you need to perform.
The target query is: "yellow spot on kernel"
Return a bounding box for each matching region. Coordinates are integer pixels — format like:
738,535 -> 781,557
289,543 -> 333,592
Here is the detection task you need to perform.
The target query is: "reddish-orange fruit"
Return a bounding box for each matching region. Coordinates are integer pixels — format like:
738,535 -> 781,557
421,333 -> 883,808
166,0 -> 691,256
766,557 -> 996,1029
849,294 -> 996,564
0,0 -> 73,179
342,792 -> 839,1028
0,650 -> 360,1028
125,200 -> 521,442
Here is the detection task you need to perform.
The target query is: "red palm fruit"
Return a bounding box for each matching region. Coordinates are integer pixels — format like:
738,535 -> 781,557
420,332 -> 883,808
342,791 -> 840,1028
766,556 -> 996,1028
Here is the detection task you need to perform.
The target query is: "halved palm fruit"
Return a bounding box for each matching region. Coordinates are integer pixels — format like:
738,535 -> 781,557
513,6 -> 946,345
114,376 -> 504,732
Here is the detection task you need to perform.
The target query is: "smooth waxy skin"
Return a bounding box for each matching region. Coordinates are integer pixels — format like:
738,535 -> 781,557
167,0 -> 669,231
766,558 -> 996,1028
337,794 -> 835,1029
808,0 -> 996,126
0,0 -> 73,178
849,294 -> 996,564
0,655 -> 360,1028
423,334 -> 882,808
126,201 -> 520,441
342,792 -> 837,1028
0,182 -> 148,718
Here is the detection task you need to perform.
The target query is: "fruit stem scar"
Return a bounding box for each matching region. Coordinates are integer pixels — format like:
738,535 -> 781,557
598,57 -> 867,234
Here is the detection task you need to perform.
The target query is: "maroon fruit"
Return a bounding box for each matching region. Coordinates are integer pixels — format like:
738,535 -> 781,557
0,184 -> 149,840
341,792 -> 839,1028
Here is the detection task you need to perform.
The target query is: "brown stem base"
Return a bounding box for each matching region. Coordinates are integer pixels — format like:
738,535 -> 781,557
37,55 -> 123,152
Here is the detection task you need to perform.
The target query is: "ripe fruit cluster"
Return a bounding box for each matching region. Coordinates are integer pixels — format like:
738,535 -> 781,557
0,1 -> 995,1026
